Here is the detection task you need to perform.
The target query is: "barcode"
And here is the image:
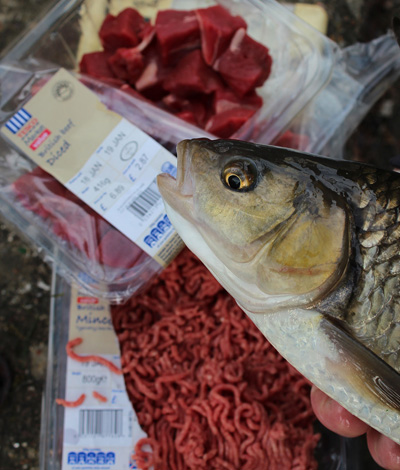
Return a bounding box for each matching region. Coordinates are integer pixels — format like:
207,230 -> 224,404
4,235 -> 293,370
127,179 -> 161,220
79,409 -> 123,437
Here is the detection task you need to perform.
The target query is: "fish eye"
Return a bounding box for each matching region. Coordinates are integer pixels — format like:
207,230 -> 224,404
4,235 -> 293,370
222,160 -> 257,191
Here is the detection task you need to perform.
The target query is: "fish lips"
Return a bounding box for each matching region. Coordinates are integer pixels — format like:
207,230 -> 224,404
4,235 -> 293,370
157,139 -> 195,219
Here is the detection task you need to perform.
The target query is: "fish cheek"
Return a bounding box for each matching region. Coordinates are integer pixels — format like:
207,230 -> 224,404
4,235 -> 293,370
193,176 -> 296,263
256,199 -> 349,297
193,188 -> 265,261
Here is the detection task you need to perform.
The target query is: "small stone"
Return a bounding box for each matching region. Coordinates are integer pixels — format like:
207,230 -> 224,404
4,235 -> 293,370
30,342 -> 48,381
37,280 -> 50,291
379,99 -> 394,118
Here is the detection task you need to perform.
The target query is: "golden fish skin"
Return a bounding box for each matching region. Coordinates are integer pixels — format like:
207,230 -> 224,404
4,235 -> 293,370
157,138 -> 400,444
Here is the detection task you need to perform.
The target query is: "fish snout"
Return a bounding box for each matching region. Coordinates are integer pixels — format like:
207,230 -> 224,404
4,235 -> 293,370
157,140 -> 196,217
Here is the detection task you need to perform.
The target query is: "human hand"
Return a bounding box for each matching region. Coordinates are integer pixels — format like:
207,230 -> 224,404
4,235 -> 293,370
311,385 -> 400,470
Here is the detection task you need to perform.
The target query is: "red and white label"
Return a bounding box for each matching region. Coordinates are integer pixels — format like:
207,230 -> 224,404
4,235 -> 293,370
30,129 -> 51,150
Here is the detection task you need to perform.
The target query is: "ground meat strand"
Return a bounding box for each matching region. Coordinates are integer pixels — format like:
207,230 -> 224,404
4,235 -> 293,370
66,337 -> 122,375
92,391 -> 108,403
56,393 -> 86,408
112,249 -> 320,470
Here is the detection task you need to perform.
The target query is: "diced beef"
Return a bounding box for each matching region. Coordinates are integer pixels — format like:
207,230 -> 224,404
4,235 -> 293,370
46,198 -> 104,261
99,8 -> 150,51
274,130 -> 310,150
120,84 -> 150,102
135,26 -> 156,52
215,28 -> 272,97
79,51 -> 115,79
162,94 -> 209,128
213,87 -> 263,114
155,9 -> 200,64
174,111 -> 198,126
134,44 -> 172,100
196,5 -> 247,65
79,6 -> 274,139
163,49 -> 223,97
12,167 -> 145,269
13,167 -> 65,197
205,107 -> 257,138
100,77 -> 126,88
13,167 -> 72,219
96,229 -> 143,269
161,93 -> 185,112
108,48 -> 145,84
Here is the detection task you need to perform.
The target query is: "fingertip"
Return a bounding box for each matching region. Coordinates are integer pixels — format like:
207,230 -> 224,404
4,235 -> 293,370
310,386 -> 369,438
367,428 -> 400,470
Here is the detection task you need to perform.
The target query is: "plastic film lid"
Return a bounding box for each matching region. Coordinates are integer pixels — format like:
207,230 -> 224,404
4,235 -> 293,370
40,266 -> 365,470
0,0 -> 337,302
0,64 -> 212,302
0,0 -> 337,145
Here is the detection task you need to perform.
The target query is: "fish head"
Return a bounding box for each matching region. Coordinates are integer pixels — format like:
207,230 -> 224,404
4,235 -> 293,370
158,138 -> 350,313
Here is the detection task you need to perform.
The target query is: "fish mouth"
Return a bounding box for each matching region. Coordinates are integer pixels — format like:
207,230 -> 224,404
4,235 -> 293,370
157,140 -> 195,219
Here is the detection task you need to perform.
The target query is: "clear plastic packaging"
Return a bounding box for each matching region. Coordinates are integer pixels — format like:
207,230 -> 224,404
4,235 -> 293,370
273,31 -> 400,159
40,265 -> 365,470
1,0 -> 336,143
0,64 -> 211,302
40,269 -> 146,470
0,0 -> 336,303
40,269 -> 70,470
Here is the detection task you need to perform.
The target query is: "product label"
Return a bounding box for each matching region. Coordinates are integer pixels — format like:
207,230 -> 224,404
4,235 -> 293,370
108,0 -> 173,19
61,284 -> 147,470
1,68 -> 184,266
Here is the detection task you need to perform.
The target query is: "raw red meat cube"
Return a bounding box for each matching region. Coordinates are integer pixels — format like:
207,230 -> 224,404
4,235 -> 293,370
174,111 -> 198,126
163,49 -> 223,97
13,167 -> 66,198
13,167 -> 70,219
196,5 -> 247,65
96,229 -> 143,269
135,25 -> 156,53
46,199 -> 101,261
161,93 -> 186,112
215,28 -> 272,97
120,84 -> 150,102
13,168 -> 112,261
108,48 -> 145,84
12,168 -> 147,268
99,8 -> 150,51
95,77 -> 125,88
162,94 -> 209,128
213,87 -> 263,114
155,9 -> 200,64
274,130 -> 310,150
79,51 -> 115,79
134,44 -> 172,100
205,107 -> 257,138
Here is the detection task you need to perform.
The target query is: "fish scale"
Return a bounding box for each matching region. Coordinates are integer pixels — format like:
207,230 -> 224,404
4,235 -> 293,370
346,168 -> 400,372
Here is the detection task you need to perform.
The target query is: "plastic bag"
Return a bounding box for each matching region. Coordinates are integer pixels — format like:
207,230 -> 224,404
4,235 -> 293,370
273,31 -> 400,159
0,0 -> 336,302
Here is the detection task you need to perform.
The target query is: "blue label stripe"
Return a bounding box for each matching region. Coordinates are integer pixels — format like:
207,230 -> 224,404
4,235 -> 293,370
5,122 -> 19,134
13,114 -> 26,126
19,109 -> 31,121
5,108 -> 32,134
